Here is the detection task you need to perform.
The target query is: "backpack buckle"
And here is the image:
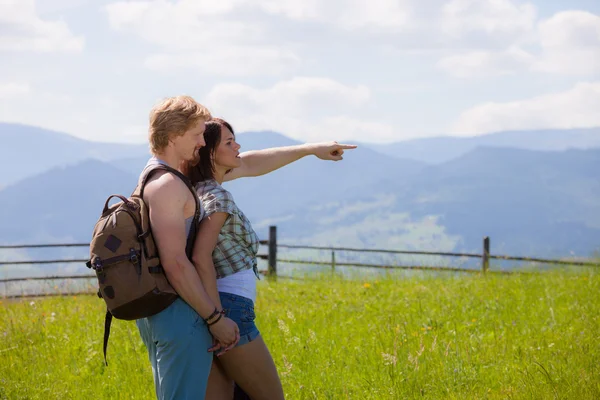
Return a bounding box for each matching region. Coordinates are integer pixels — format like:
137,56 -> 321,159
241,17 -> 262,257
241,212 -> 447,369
92,257 -> 104,272
129,249 -> 139,265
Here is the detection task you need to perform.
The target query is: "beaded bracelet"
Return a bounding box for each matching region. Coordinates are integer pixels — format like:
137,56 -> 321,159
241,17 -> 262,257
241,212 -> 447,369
205,308 -> 227,325
203,308 -> 220,323
207,313 -> 223,327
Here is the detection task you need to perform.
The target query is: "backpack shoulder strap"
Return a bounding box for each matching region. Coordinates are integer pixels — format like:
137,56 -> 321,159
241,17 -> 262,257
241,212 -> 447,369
103,309 -> 112,366
135,163 -> 200,257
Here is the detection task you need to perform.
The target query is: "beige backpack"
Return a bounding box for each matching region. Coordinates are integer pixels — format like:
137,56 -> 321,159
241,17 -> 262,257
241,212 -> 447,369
86,164 -> 199,364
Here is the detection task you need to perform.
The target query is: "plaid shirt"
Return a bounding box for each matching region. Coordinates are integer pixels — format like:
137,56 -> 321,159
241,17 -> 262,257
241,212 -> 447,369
196,179 -> 259,279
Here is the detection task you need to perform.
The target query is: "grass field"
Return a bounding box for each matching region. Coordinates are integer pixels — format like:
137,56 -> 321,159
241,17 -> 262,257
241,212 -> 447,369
1,268 -> 599,399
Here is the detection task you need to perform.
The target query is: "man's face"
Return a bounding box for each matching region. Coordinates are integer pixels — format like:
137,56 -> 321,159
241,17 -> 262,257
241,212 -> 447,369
175,120 -> 206,162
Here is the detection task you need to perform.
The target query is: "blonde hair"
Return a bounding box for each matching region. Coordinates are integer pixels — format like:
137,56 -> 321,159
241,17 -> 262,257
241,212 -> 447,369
148,95 -> 212,155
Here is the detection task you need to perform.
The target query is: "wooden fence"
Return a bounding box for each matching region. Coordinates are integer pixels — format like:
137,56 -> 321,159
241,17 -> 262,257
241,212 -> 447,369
1,225 -> 598,298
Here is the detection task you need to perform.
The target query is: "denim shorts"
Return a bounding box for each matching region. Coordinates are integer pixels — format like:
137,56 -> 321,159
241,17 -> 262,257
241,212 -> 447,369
219,292 -> 260,347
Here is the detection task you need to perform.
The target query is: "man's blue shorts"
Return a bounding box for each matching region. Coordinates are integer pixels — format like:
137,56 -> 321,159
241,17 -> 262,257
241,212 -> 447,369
136,298 -> 213,400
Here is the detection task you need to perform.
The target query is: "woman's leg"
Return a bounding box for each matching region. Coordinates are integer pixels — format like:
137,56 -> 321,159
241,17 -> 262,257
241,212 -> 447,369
206,358 -> 234,400
216,292 -> 284,400
217,336 -> 285,400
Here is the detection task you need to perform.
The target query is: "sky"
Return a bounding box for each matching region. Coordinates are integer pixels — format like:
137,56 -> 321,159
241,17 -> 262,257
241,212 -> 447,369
1,0 -> 599,144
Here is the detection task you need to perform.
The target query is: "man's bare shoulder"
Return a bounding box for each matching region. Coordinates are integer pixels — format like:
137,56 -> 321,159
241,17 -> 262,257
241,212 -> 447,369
144,170 -> 188,207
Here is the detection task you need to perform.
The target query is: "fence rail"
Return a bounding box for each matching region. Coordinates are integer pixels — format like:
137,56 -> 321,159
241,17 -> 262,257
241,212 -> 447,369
1,226 -> 598,298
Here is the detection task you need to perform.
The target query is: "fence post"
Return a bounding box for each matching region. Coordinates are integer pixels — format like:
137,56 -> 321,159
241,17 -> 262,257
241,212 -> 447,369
482,236 -> 490,273
331,250 -> 336,273
268,225 -> 277,277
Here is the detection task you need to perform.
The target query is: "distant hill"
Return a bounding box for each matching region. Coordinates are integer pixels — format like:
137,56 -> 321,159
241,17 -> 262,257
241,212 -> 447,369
1,145 -> 598,261
248,147 -> 600,258
0,141 -> 423,244
3,122 -> 599,189
0,159 -> 137,243
2,122 -> 600,268
362,127 -> 600,164
0,123 -> 148,187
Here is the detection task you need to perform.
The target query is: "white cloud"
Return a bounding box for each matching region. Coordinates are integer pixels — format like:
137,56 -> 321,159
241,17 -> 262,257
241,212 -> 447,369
441,0 -> 536,40
105,0 -> 412,74
439,9 -> 600,78
254,0 -> 320,21
203,77 -> 398,142
0,87 -> 78,134
144,46 -> 300,77
256,0 -> 411,31
106,0 -> 256,50
106,0 -> 292,75
0,0 -> 84,52
451,81 -> 600,135
533,11 -> 600,75
0,82 -> 31,98
438,46 -> 534,78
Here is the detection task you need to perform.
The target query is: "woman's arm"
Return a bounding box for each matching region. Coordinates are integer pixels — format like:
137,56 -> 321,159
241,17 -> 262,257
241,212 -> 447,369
192,211 -> 242,354
223,141 -> 357,181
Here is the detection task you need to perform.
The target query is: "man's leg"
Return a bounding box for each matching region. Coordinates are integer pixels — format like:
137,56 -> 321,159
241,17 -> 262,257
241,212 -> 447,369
149,298 -> 214,400
136,318 -> 160,398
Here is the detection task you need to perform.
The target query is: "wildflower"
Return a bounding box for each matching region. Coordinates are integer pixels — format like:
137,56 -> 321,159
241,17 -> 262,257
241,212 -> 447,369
382,352 -> 397,366
278,319 -> 290,336
281,355 -> 293,376
431,336 -> 437,352
363,283 -> 371,288
308,329 -> 317,344
286,311 -> 296,323
471,318 -> 477,322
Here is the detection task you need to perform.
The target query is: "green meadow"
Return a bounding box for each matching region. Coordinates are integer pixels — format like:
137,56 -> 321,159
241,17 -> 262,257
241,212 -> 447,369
1,269 -> 599,399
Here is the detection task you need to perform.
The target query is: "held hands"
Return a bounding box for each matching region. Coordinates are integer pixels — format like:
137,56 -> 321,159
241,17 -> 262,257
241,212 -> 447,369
310,142 -> 357,161
207,316 -> 240,356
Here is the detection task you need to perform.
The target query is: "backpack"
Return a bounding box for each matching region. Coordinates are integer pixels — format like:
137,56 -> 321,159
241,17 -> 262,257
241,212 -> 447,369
86,163 -> 200,365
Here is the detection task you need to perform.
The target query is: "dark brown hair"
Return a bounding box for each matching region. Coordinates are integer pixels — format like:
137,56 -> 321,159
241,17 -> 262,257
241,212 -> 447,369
187,118 -> 234,185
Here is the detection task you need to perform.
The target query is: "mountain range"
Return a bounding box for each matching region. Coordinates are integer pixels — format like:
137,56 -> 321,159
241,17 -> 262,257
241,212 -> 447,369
0,122 -> 599,279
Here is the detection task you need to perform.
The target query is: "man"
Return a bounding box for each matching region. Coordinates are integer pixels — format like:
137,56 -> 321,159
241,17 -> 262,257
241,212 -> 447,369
136,96 -> 239,400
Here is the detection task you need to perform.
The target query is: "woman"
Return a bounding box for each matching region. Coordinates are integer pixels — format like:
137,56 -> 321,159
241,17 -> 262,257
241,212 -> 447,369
188,118 -> 355,399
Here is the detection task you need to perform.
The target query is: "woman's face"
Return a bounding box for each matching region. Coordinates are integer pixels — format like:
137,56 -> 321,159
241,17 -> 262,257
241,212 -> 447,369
213,125 -> 242,170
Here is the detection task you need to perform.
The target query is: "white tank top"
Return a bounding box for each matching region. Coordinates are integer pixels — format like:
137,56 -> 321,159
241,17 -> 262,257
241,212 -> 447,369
217,269 -> 257,303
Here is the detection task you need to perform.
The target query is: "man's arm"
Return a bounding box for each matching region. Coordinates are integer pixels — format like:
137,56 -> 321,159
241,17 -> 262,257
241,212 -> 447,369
223,141 -> 357,181
144,173 -> 217,319
192,212 -> 229,310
